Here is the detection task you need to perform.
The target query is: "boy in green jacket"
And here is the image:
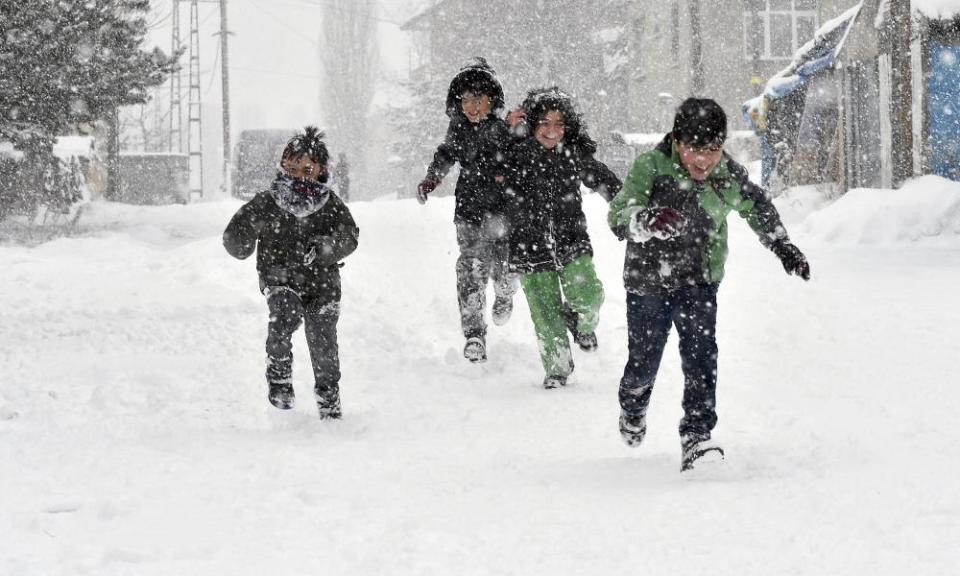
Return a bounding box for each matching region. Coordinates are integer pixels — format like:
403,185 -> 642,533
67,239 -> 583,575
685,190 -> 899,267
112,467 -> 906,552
608,98 -> 809,471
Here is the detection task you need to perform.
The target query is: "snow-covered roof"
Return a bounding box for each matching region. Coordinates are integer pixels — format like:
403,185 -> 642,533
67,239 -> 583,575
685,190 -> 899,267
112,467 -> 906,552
761,2 -> 863,100
0,141 -> 23,160
401,0 -> 453,30
1,137 -> 95,160
913,0 -> 960,20
53,136 -> 96,159
119,152 -> 189,157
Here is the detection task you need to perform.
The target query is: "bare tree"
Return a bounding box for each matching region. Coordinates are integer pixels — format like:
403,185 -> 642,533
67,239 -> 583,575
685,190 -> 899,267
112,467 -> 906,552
119,91 -> 170,153
319,0 -> 378,190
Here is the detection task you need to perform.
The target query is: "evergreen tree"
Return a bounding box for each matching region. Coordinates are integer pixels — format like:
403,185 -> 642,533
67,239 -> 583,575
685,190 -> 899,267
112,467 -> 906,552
0,0 -> 177,207
385,72 -> 446,199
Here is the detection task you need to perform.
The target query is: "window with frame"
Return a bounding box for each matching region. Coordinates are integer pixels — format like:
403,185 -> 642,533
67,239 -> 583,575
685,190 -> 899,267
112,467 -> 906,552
744,0 -> 819,61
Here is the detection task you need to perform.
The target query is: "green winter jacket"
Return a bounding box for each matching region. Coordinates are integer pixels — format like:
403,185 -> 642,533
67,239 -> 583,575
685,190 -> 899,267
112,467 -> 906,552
608,135 -> 789,295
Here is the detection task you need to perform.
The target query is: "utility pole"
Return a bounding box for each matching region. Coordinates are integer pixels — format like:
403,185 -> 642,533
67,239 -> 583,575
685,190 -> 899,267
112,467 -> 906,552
218,0 -> 232,195
106,100 -> 121,200
187,0 -> 204,199
889,0 -> 913,186
169,0 -> 182,153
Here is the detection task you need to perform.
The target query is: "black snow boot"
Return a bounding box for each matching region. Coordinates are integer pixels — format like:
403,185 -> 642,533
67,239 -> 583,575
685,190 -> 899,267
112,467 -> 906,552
463,335 -> 487,363
563,306 -> 598,352
268,382 -> 295,410
619,410 -> 647,447
315,391 -> 342,420
542,374 -> 567,389
680,434 -> 724,472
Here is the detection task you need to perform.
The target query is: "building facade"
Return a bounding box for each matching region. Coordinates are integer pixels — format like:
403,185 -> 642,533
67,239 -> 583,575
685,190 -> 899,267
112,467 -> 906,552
626,0 -> 852,133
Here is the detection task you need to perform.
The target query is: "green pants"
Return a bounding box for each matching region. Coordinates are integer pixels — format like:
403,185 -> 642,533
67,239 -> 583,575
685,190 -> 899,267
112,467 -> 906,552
519,254 -> 604,377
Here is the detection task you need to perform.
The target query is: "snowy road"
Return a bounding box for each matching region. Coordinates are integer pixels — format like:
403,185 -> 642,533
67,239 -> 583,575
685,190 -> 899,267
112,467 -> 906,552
2,180 -> 959,574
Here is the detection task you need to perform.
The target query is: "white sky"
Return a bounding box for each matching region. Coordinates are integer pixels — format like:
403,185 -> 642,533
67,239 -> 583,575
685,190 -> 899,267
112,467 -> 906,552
144,0 -> 425,189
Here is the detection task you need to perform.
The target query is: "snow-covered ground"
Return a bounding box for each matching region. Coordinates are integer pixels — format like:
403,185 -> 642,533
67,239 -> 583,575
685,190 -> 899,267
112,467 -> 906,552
2,176 -> 959,574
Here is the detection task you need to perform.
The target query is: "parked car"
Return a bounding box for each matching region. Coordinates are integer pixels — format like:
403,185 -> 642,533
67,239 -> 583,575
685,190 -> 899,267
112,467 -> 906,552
232,129 -> 292,199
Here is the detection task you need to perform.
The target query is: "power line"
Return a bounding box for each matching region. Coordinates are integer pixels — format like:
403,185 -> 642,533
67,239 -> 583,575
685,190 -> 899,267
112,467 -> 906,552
236,0 -> 320,46
206,33 -> 222,94
147,6 -> 174,30
250,0 -> 403,26
229,65 -> 322,79
200,3 -> 219,26
302,0 -> 403,26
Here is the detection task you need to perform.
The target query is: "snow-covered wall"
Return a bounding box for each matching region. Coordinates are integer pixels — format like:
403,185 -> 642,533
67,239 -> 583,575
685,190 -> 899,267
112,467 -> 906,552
914,0 -> 960,20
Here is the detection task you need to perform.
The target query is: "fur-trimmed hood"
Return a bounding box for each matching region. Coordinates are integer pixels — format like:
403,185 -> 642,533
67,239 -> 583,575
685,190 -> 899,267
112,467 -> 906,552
445,57 -> 505,119
518,87 -> 597,156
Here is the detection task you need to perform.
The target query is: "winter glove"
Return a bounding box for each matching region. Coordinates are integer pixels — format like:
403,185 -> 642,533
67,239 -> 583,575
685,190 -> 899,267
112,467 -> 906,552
303,244 -> 319,266
417,177 -> 440,205
507,107 -> 527,129
628,207 -> 686,242
771,239 -> 811,280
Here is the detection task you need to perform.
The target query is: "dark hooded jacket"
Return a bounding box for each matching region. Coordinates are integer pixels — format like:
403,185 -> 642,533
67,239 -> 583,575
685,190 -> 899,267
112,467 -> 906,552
223,173 -> 359,308
425,58 -> 512,225
502,88 -> 622,274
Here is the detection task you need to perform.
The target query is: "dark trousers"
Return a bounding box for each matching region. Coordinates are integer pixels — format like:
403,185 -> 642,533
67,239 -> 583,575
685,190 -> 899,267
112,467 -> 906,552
619,284 -> 719,439
265,287 -> 341,401
455,218 -> 515,339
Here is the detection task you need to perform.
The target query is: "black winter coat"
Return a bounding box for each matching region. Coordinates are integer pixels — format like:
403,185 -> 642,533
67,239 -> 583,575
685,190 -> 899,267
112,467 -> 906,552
503,138 -> 621,274
426,115 -> 512,225
223,182 -> 359,308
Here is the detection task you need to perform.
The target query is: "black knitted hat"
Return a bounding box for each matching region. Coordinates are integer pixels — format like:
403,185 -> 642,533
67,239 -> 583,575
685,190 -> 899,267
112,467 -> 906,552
672,98 -> 727,148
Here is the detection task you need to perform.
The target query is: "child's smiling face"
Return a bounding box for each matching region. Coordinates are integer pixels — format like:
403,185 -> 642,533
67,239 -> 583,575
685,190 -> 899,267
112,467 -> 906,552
676,141 -> 723,182
534,110 -> 565,150
281,154 -> 327,181
461,91 -> 492,123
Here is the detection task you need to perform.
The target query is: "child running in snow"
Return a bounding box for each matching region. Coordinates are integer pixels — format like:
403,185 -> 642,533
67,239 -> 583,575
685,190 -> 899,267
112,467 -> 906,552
417,57 -> 517,363
608,98 -> 809,471
223,126 -> 359,418
502,87 -> 621,389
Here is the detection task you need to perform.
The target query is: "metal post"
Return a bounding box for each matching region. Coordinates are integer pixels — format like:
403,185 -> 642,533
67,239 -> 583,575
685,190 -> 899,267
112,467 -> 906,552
169,0 -> 182,153
187,0 -> 204,199
889,0 -> 914,186
689,0 -> 705,94
219,0 -> 232,195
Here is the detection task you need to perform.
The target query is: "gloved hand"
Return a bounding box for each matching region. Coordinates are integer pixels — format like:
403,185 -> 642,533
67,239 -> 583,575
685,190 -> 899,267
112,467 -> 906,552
303,244 -> 318,266
629,207 -> 685,241
507,107 -> 527,129
646,207 -> 685,237
417,177 -> 440,204
303,237 -> 335,266
628,207 -> 685,242
771,239 -> 811,280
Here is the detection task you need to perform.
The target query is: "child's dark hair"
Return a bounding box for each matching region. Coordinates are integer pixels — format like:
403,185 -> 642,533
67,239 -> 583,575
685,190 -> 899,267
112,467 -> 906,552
521,87 -> 597,154
282,126 -> 329,166
672,98 -> 727,148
